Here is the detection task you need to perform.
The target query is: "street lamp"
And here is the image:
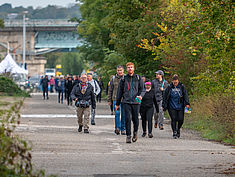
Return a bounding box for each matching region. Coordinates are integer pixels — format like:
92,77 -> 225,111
22,11 -> 28,69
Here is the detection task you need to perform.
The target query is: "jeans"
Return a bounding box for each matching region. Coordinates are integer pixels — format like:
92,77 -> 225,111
154,100 -> 164,127
113,101 -> 125,131
42,86 -> 48,99
140,106 -> 154,134
58,90 -> 63,103
123,103 -> 140,136
168,108 -> 184,133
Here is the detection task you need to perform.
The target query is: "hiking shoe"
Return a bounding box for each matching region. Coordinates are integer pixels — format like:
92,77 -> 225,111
78,125 -> 83,132
132,132 -> 138,142
154,123 -> 158,128
148,133 -> 153,138
84,129 -> 89,134
159,125 -> 164,130
121,131 -> 126,135
126,136 -> 131,143
91,121 -> 96,125
114,128 -> 120,135
177,129 -> 180,138
173,131 -> 177,139
142,132 -> 146,137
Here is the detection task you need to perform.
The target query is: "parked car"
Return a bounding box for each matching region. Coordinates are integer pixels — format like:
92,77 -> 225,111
11,73 -> 27,90
29,75 -> 41,92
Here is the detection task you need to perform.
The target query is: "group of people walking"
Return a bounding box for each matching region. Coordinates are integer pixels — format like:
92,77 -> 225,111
70,62 -> 190,143
41,62 -> 190,143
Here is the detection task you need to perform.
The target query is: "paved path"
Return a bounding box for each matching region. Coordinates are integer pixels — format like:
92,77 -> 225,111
17,94 -> 235,177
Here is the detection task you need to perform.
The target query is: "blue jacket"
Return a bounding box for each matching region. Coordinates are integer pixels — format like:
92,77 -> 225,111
57,79 -> 65,92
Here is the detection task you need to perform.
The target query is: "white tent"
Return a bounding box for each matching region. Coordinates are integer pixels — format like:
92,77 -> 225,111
0,54 -> 28,74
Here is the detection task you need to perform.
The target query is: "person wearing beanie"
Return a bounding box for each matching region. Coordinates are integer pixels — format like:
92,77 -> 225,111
140,81 -> 159,138
152,70 -> 169,130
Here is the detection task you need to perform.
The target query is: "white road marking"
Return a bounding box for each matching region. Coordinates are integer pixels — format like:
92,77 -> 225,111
16,124 -> 77,129
21,114 -> 115,119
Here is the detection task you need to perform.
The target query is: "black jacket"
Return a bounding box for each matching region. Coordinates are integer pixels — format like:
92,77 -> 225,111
163,82 -> 190,111
65,80 -> 73,94
41,78 -> 49,88
70,83 -> 96,109
140,89 -> 159,112
116,74 -> 146,105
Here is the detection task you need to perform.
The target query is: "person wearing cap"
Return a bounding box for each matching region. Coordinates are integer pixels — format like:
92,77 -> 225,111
163,74 -> 190,138
140,81 -> 158,138
116,62 -> 146,143
152,70 -> 169,130
57,76 -> 65,104
87,73 -> 101,125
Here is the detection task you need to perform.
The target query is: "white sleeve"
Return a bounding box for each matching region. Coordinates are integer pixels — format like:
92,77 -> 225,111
95,81 -> 101,95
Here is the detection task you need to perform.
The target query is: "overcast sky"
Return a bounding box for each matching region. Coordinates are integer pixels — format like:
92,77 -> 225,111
0,0 -> 78,8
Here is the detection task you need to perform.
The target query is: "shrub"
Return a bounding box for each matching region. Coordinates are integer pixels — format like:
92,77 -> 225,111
0,76 -> 29,97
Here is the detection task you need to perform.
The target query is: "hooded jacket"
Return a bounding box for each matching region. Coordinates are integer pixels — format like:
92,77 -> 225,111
116,74 -> 146,105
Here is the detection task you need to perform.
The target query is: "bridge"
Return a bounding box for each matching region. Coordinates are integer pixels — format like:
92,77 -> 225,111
0,19 -> 82,76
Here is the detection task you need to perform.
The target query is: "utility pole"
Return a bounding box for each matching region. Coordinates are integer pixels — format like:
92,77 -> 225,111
22,11 -> 27,69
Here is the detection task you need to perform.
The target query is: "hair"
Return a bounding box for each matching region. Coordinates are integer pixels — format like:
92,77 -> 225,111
126,62 -> 135,67
87,73 -> 92,76
81,73 -> 87,77
172,74 -> 179,80
117,65 -> 124,69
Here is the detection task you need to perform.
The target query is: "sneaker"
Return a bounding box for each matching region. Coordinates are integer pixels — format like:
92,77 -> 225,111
78,125 -> 83,132
159,125 -> 164,130
47,97 -> 49,100
126,136 -> 131,143
132,132 -> 138,142
177,129 -> 180,138
121,130 -> 126,135
114,128 -> 120,135
142,132 -> 146,137
173,131 -> 177,139
84,129 -> 89,134
154,123 -> 158,128
91,121 -> 96,125
111,112 -> 114,115
148,133 -> 153,138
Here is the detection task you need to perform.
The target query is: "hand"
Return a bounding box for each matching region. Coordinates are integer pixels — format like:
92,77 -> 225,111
75,98 -> 77,102
137,96 -> 142,100
160,87 -> 164,91
108,102 -> 112,106
115,105 -> 120,110
186,105 -> 190,109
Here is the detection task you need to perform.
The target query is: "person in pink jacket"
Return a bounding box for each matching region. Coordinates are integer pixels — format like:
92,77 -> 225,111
49,76 -> 55,93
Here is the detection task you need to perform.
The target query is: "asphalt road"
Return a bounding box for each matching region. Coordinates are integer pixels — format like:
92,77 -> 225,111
17,93 -> 235,177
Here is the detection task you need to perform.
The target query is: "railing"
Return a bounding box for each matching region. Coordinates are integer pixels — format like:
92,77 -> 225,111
4,19 -> 79,27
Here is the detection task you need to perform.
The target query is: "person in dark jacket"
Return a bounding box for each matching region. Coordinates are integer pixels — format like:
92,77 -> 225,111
57,76 -> 65,104
66,76 -> 74,106
163,74 -> 190,139
72,75 -> 80,88
40,75 -> 49,100
96,76 -> 104,103
116,62 -> 146,143
70,74 -> 96,133
140,81 -> 158,138
152,70 -> 169,130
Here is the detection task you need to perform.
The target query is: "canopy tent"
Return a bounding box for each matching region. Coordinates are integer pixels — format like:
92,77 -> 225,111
0,54 -> 28,74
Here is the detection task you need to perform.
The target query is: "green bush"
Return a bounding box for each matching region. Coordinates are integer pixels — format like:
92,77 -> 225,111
0,101 -> 45,176
0,76 -> 29,97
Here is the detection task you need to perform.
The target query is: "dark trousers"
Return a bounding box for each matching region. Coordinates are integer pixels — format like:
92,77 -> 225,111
50,85 -> 54,93
96,92 -> 102,102
58,90 -> 64,103
67,91 -> 72,105
110,102 -> 114,113
168,109 -> 184,133
42,87 -> 48,99
140,106 -> 154,134
123,103 -> 140,136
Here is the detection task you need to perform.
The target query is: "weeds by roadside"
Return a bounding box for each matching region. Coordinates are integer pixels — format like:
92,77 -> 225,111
184,93 -> 235,145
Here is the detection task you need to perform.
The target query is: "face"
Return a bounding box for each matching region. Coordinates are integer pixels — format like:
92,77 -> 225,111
156,73 -> 162,79
80,75 -> 87,83
126,65 -> 134,75
87,74 -> 92,81
172,79 -> 179,87
145,84 -> 151,89
117,68 -> 124,76
142,77 -> 146,82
